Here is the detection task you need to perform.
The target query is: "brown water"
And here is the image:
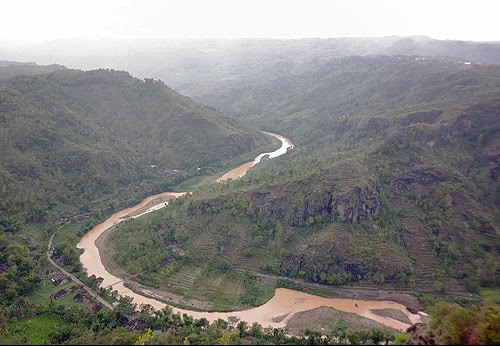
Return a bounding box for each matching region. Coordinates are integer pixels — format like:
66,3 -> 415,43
217,132 -> 294,182
77,132 -> 421,331
217,161 -> 254,182
77,192 -> 186,290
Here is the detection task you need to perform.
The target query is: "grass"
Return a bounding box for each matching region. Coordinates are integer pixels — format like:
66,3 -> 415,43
478,287 -> 500,301
139,265 -> 275,311
53,223 -> 81,246
1,313 -> 69,345
29,269 -> 81,308
16,223 -> 51,248
285,306 -> 396,336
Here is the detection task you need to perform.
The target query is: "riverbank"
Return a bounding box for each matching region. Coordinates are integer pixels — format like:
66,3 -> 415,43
78,132 -> 423,331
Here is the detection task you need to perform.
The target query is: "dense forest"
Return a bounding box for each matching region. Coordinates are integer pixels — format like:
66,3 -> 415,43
0,67 -> 271,232
1,40 -> 499,345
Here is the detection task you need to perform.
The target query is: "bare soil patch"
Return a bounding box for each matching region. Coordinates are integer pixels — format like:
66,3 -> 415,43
286,306 -> 396,336
369,308 -> 412,324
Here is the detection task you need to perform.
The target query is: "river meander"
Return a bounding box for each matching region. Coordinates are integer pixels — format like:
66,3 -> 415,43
77,132 -> 422,330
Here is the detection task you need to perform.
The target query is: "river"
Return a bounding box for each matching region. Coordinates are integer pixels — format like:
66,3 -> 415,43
217,132 -> 294,182
77,132 -> 421,331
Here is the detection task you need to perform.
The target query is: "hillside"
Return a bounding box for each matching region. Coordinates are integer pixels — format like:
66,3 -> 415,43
2,36 -> 500,103
0,60 -> 67,80
109,56 -> 500,309
0,68 -> 270,234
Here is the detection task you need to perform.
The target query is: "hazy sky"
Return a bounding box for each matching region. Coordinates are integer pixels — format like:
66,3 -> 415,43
2,0 -> 499,42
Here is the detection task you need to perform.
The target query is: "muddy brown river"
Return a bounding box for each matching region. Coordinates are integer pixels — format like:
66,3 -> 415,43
77,132 -> 422,330
217,132 -> 294,182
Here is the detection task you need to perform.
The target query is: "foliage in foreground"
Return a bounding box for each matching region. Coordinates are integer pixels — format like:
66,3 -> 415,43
405,301 -> 500,345
2,294 -> 499,345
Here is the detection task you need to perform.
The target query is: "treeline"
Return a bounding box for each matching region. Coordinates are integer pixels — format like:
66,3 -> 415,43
0,235 -> 41,303
1,293 -> 397,345
2,290 -> 498,344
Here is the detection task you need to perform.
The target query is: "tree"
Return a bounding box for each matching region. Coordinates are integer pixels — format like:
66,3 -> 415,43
236,320 -> 248,337
249,322 -> 262,338
430,302 -> 475,345
134,329 -> 152,345
116,296 -> 137,316
476,303 -> 500,345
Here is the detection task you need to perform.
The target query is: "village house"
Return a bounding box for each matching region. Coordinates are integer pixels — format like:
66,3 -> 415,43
51,275 -> 69,286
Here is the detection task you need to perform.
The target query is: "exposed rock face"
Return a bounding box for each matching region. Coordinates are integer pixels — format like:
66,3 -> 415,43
252,184 -> 380,226
395,169 -> 449,191
389,103 -> 500,146
188,180 -> 380,227
280,253 -> 368,282
331,186 -> 380,224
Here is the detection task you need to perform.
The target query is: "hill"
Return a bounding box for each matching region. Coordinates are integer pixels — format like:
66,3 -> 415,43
0,60 -> 67,80
108,56 -> 500,309
0,68 -> 270,234
2,36 -> 500,103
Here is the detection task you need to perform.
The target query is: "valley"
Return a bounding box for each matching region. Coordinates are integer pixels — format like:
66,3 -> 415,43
77,132 -> 422,331
1,36 -> 499,345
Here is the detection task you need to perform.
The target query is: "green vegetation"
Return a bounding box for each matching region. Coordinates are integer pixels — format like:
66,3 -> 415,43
2,313 -> 69,344
406,301 -> 500,345
0,68 -> 269,234
479,288 -> 500,304
0,235 -> 40,304
111,56 -> 499,304
0,66 -> 269,289
109,211 -> 277,310
2,45 -> 500,344
0,66 -> 274,343
0,61 -> 67,80
0,298 -> 399,345
285,306 -> 396,336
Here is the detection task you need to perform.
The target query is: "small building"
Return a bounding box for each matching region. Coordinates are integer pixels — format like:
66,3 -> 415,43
69,285 -> 83,292
50,289 -> 70,300
46,268 -> 61,277
124,318 -> 149,331
51,276 -> 69,286
73,212 -> 92,223
75,293 -> 102,311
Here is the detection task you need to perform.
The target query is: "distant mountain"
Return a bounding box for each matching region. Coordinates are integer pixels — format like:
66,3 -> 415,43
4,36 -> 500,99
0,68 -> 270,231
0,60 -> 38,67
0,61 -> 66,80
1,36 -> 499,101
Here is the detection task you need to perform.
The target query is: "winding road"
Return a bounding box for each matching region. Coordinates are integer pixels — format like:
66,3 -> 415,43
77,132 -> 422,330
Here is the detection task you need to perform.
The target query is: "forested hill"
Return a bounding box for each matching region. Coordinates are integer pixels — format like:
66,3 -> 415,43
2,36 -> 500,102
111,56 -> 500,303
0,68 -> 270,231
207,56 -> 500,141
0,60 -> 67,80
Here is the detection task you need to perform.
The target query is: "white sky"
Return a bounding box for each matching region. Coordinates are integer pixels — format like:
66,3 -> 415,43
1,0 -> 499,42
